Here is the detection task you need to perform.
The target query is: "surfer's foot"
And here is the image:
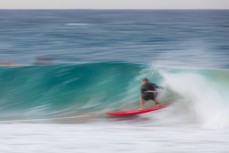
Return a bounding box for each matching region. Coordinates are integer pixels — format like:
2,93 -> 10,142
155,103 -> 161,107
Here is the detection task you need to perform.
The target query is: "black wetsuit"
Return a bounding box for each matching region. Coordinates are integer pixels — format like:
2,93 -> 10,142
141,83 -> 160,101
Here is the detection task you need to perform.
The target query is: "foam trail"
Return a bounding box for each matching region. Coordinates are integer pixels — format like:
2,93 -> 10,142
161,70 -> 229,129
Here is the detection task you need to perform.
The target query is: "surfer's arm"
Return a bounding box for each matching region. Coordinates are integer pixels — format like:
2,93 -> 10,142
152,83 -> 164,89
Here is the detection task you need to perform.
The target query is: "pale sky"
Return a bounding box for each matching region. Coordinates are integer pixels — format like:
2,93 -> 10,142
0,0 -> 228,9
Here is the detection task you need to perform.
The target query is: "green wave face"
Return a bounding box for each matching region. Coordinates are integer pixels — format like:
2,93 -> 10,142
0,63 -> 151,119
0,62 -> 228,124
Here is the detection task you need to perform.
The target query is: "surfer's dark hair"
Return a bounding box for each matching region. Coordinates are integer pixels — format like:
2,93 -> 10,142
142,78 -> 149,82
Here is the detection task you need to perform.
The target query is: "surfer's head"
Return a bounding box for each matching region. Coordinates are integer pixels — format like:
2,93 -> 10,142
142,78 -> 149,84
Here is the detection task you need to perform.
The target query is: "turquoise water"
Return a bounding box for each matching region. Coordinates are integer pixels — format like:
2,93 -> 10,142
0,62 -> 229,128
0,63 -> 150,119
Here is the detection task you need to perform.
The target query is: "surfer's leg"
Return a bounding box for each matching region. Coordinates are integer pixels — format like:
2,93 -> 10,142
150,100 -> 160,107
140,96 -> 144,109
152,93 -> 160,107
154,100 -> 160,107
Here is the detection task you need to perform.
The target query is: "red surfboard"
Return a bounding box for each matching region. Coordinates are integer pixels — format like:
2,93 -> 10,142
106,105 -> 168,117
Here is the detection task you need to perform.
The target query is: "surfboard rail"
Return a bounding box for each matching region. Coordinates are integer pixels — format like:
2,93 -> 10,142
106,105 -> 168,117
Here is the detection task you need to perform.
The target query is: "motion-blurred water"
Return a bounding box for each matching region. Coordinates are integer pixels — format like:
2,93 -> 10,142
0,10 -> 228,68
0,10 -> 229,153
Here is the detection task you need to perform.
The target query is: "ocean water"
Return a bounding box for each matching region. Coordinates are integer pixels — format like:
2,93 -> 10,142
0,10 -> 229,153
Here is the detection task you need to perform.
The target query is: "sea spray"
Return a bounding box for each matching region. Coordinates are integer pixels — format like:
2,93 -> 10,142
161,69 -> 229,129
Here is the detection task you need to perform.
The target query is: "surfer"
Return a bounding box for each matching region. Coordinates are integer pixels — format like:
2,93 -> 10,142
140,78 -> 162,109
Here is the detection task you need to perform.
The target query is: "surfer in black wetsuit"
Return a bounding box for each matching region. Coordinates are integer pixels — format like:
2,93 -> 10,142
140,78 -> 162,109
